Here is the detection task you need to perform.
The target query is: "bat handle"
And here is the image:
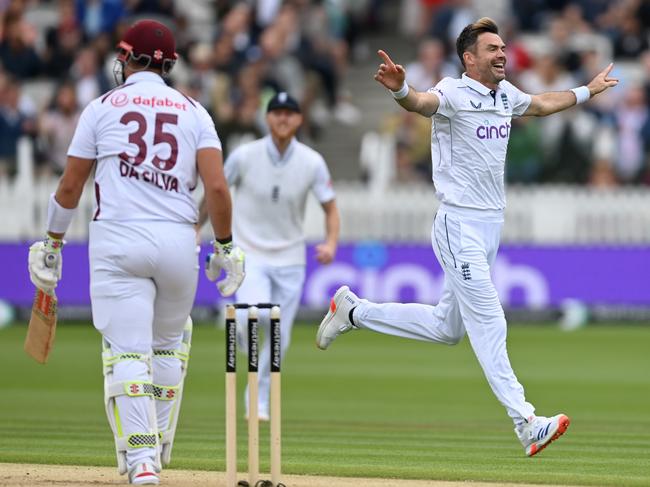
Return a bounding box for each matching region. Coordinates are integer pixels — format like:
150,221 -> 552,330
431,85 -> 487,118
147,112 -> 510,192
45,253 -> 58,268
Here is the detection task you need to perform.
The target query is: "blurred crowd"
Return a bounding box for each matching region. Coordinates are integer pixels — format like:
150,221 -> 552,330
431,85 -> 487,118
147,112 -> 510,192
2,0 -> 650,188
0,0 -> 373,180
386,0 -> 650,187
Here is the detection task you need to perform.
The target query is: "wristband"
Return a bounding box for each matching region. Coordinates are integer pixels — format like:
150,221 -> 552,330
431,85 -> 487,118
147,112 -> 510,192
46,193 -> 76,234
44,236 -> 64,253
570,86 -> 590,105
390,81 -> 409,100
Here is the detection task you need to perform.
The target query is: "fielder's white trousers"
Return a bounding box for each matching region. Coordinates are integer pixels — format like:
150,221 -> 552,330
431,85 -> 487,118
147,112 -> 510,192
234,254 -> 305,416
354,204 -> 535,423
89,220 -> 199,469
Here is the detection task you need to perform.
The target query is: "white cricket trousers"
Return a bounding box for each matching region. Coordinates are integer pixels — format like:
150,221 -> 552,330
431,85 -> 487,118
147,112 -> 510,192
354,204 -> 535,423
234,254 -> 305,416
89,220 -> 199,469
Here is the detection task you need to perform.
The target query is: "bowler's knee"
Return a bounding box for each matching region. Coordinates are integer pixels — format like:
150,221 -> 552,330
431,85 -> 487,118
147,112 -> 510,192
446,332 -> 464,345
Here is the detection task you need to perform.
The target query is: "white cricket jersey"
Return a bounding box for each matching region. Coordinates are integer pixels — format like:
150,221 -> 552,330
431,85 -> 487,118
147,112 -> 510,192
224,135 -> 335,266
67,71 -> 222,223
429,73 -> 531,211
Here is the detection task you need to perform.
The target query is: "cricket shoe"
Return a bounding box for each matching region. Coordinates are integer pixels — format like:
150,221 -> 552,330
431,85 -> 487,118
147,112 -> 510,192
515,414 -> 570,457
316,285 -> 359,350
129,462 -> 159,485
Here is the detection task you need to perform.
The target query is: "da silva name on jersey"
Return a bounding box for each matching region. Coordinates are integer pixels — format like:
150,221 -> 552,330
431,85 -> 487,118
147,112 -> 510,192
119,160 -> 180,193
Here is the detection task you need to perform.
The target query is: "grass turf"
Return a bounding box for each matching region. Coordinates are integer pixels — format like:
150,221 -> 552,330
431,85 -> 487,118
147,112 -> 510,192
1,321 -> 649,486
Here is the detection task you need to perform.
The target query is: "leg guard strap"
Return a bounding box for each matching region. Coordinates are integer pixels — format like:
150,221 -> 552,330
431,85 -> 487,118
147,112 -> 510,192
154,317 -> 192,466
153,384 -> 179,401
116,433 -> 159,450
107,381 -> 155,398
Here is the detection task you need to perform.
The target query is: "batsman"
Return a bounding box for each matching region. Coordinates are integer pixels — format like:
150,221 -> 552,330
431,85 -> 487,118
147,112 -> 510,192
27,20 -> 244,485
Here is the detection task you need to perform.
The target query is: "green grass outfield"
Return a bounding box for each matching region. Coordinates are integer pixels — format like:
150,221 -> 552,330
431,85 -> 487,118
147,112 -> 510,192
1,321 -> 649,486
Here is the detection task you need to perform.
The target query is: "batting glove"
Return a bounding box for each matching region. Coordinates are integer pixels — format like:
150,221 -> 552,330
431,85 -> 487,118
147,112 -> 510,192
28,236 -> 63,291
205,239 -> 245,297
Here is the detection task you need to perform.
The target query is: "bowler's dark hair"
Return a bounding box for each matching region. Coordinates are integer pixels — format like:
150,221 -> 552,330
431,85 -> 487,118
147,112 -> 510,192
456,17 -> 499,68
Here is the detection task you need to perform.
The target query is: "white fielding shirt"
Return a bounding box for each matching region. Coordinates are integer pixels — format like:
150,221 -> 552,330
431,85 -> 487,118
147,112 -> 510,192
429,73 -> 531,211
67,71 -> 222,223
224,135 -> 335,266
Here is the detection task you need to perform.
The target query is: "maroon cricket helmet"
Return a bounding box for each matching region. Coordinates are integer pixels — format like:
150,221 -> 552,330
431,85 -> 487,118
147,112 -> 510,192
117,19 -> 178,73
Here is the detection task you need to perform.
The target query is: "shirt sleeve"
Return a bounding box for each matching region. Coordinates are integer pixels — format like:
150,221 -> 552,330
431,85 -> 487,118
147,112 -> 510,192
311,155 -> 335,203
67,103 -> 98,159
505,81 -> 532,116
429,78 -> 457,118
196,104 -> 222,150
223,146 -> 242,187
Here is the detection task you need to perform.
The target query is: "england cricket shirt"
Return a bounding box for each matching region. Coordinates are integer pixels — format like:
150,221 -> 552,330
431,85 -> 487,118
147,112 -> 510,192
224,135 -> 335,266
429,73 -> 531,211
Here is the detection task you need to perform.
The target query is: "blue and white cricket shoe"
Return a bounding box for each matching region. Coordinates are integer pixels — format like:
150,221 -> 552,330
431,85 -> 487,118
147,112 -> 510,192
516,414 -> 570,456
316,285 -> 360,350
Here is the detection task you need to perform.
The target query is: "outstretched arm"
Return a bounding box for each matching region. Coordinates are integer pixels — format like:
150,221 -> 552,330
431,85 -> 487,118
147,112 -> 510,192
374,49 -> 440,118
524,63 -> 619,117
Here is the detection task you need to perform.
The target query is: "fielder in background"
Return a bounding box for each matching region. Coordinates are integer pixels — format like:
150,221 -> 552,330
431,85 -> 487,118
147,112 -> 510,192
27,20 -> 244,485
204,92 -> 340,420
317,17 -> 618,457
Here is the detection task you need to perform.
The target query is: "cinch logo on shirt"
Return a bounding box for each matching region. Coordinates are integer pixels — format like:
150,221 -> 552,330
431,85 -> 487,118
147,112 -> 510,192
476,122 -> 511,139
133,96 -> 188,111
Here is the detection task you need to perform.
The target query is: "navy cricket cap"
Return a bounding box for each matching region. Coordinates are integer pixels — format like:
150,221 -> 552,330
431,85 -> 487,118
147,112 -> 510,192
267,92 -> 301,113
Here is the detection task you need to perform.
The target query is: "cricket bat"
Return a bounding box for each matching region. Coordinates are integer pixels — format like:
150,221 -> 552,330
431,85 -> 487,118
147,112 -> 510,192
24,254 -> 59,364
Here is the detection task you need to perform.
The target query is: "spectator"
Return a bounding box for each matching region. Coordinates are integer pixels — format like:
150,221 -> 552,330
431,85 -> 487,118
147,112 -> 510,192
220,62 -> 269,149
127,0 -> 175,17
70,46 -> 111,108
219,2 -> 255,63
614,84 -> 648,183
611,10 -> 648,59
42,0 -> 84,78
0,75 -> 37,179
519,53 -> 595,182
74,0 -> 125,39
186,42 -> 219,110
427,0 -> 475,48
389,111 -> 432,183
405,37 -> 458,92
254,0 -> 283,28
258,4 -> 304,100
209,33 -> 240,125
546,15 -> 584,74
38,81 -> 81,177
296,0 -> 360,127
0,13 -> 42,79
506,117 -> 543,184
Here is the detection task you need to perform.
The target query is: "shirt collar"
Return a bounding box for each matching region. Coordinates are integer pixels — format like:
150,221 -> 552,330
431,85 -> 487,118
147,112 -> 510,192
125,71 -> 166,84
461,73 -> 500,96
265,135 -> 296,165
